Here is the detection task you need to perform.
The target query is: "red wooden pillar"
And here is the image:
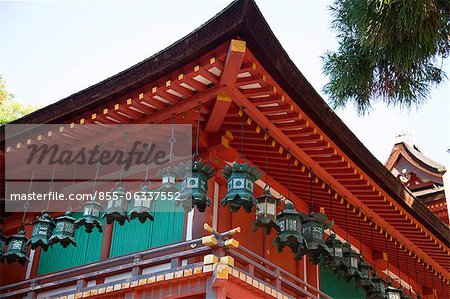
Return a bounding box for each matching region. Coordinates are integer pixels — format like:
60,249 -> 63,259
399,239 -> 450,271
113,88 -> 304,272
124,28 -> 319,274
100,222 -> 113,260
191,177 -> 215,239
306,256 -> 319,290
29,247 -> 42,278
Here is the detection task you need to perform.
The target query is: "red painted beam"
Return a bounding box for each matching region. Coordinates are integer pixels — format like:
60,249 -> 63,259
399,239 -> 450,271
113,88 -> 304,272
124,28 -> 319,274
205,40 -> 246,133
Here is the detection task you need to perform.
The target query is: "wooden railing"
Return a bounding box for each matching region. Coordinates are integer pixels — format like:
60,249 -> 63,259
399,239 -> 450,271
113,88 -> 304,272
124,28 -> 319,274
0,230 -> 330,299
229,245 -> 331,299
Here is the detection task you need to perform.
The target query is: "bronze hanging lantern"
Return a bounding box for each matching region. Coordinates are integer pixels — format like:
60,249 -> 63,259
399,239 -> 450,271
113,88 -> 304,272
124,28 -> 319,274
158,165 -> 178,193
302,212 -> 333,264
76,148 -> 103,233
341,241 -> 360,281
27,212 -> 55,251
177,160 -> 215,212
129,181 -> 154,223
353,209 -> 371,289
302,173 -> 333,264
222,108 -> 261,213
102,184 -> 129,225
221,162 -> 262,213
253,186 -> 280,235
75,201 -> 103,233
49,211 -> 77,248
386,282 -> 402,299
3,230 -> 29,265
273,201 -> 305,257
354,256 -> 372,290
366,273 -> 387,299
253,129 -> 280,235
323,234 -> 346,273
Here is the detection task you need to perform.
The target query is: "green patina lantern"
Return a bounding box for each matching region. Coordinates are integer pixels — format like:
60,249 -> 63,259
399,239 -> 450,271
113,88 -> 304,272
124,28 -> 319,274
49,211 -> 77,248
221,162 -> 262,213
27,213 -> 55,251
366,273 -> 387,299
354,256 -> 372,290
341,242 -> 360,281
75,200 -> 103,233
253,187 -> 280,235
3,230 -> 29,265
386,282 -> 402,299
129,182 -> 154,223
302,212 -> 333,264
102,184 -> 129,225
323,234 -> 346,273
158,165 -> 178,193
273,201 -> 306,257
177,160 -> 215,212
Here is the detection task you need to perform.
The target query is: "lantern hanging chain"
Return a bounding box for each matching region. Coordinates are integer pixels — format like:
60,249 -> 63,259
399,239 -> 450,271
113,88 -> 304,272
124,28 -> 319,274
265,129 -> 269,188
92,144 -> 104,196
240,107 -> 245,159
194,102 -> 201,160
431,267 -> 435,298
169,114 -> 176,163
329,185 -> 333,220
287,150 -> 291,200
68,166 -> 77,212
414,255 -> 420,298
358,208 -> 362,257
395,239 -> 402,290
424,263 -> 428,298
405,246 -> 412,296
21,169 -> 35,229
119,132 -> 128,182
144,126 -> 154,183
369,218 -> 375,269
310,171 -> 314,212
43,165 -> 57,213
344,199 -> 348,241
384,232 -> 391,281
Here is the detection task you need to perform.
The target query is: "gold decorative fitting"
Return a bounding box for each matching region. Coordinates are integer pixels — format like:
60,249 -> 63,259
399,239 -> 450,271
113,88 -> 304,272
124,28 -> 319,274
130,281 -> 139,288
202,235 -> 218,247
224,238 -> 239,249
220,255 -> 235,267
215,264 -> 230,279
194,266 -> 203,274
230,39 -> 246,53
121,282 -> 130,289
203,254 -> 219,265
139,278 -> 147,285
113,284 -> 121,291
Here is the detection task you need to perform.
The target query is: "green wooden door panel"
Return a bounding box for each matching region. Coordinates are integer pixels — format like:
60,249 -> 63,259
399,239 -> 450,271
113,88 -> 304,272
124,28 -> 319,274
321,267 -> 366,299
109,196 -> 185,258
37,212 -> 103,275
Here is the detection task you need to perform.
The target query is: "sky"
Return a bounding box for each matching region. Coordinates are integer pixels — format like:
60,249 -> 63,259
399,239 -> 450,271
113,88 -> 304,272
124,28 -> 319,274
1,0 -> 449,169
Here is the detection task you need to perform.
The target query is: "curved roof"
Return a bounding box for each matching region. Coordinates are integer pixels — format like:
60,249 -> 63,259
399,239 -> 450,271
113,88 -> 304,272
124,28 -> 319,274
1,0 -> 448,246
